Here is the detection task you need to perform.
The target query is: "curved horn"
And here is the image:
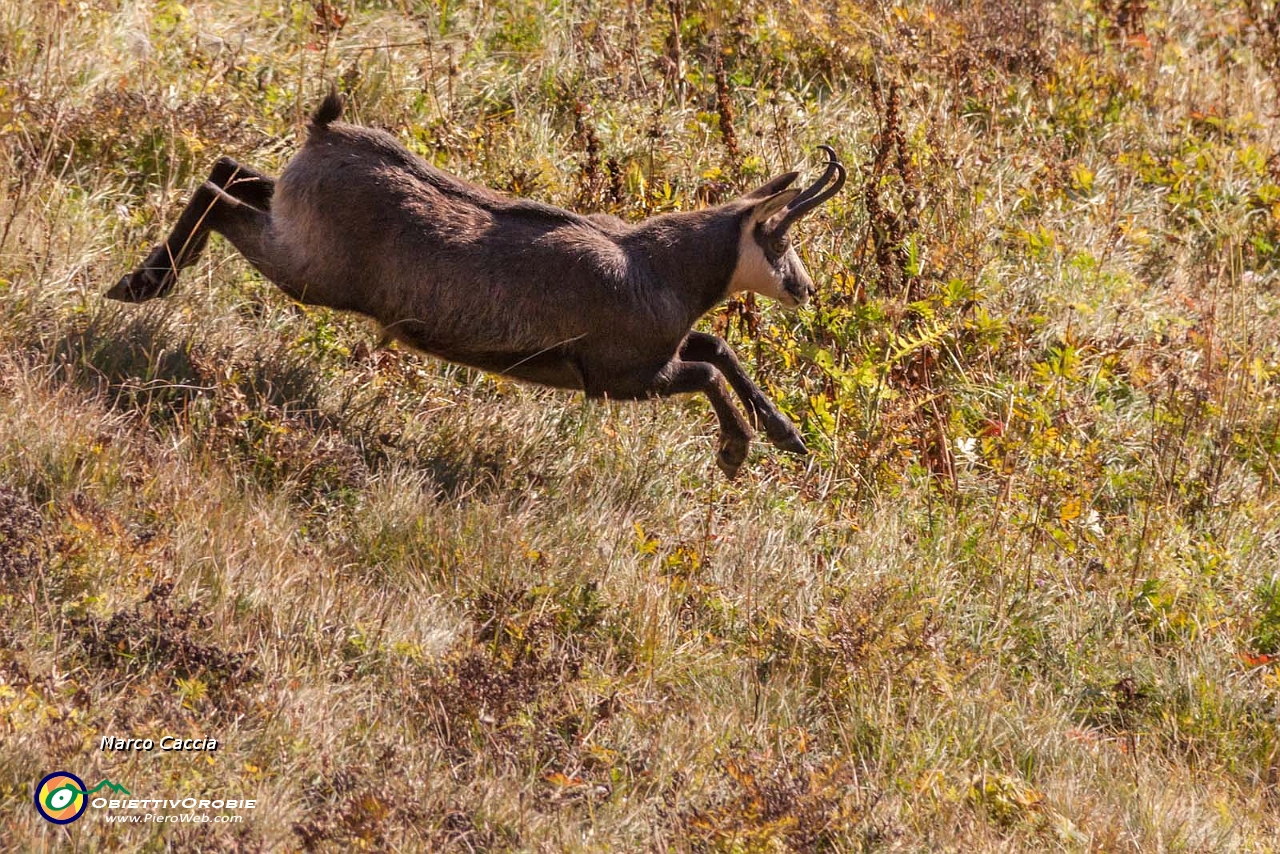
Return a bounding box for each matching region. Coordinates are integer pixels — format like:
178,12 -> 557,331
769,145 -> 846,236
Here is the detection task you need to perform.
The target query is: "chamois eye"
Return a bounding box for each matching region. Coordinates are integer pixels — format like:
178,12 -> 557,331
770,238 -> 788,256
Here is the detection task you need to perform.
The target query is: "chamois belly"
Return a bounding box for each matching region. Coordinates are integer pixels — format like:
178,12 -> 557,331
381,318 -> 586,390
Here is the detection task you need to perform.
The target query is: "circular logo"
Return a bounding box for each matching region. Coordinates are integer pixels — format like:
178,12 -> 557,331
34,771 -> 88,824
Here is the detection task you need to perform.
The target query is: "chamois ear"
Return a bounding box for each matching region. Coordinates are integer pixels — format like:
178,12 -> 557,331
742,171 -> 800,200
748,188 -> 800,224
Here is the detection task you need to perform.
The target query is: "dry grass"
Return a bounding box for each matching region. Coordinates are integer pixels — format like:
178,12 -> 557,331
4,0 -> 1280,850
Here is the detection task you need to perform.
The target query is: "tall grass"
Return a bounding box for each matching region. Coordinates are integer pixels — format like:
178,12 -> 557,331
3,0 -> 1280,850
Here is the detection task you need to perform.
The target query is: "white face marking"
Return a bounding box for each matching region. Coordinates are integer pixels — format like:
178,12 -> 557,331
727,224 -> 811,308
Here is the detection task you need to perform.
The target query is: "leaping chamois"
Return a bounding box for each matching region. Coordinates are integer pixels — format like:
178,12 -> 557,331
110,92 -> 846,478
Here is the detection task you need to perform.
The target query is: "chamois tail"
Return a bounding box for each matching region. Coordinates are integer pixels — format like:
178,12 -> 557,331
309,90 -> 345,132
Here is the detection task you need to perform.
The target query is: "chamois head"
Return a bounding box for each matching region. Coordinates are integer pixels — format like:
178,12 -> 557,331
728,146 -> 846,308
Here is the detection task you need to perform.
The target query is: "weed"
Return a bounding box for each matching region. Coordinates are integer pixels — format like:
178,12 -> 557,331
2,0 -> 1280,849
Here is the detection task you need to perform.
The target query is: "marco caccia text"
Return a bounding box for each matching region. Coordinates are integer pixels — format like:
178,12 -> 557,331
100,736 -> 218,752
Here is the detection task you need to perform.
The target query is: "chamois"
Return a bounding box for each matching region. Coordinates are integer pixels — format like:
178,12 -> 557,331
109,92 -> 846,478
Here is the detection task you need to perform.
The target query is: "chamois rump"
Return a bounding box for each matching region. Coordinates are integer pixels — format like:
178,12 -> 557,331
109,92 -> 846,478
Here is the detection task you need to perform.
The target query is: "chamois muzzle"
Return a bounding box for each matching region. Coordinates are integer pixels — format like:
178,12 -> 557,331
769,145 -> 846,237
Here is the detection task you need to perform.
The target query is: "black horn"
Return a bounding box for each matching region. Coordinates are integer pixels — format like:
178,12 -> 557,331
769,145 -> 845,236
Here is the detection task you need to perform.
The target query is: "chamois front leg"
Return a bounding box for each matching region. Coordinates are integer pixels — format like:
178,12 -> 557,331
680,332 -> 807,456
109,157 -> 276,302
636,360 -> 755,479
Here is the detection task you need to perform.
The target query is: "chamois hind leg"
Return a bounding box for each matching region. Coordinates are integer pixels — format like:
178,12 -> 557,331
210,157 -> 274,209
108,157 -> 275,302
680,332 -> 807,456
603,360 -> 754,479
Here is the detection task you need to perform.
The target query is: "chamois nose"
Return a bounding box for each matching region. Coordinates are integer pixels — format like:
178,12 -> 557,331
781,285 -> 809,308
787,269 -> 814,307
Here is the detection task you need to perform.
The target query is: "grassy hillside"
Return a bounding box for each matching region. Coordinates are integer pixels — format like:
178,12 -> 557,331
4,0 -> 1280,849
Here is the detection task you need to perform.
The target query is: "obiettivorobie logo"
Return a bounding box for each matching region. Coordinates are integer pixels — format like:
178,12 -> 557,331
34,771 -> 257,825
34,772 -> 130,824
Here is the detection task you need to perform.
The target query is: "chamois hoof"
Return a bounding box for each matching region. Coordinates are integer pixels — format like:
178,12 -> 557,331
776,434 -> 808,456
106,265 -> 175,303
764,417 -> 808,456
716,438 -> 748,480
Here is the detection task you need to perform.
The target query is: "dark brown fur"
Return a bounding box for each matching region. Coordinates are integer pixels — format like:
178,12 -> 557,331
109,93 -> 844,478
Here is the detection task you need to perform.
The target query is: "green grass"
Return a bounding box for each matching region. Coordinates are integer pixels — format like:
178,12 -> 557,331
3,0 -> 1280,849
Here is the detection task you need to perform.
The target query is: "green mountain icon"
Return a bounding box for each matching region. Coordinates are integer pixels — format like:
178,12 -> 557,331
85,779 -> 131,797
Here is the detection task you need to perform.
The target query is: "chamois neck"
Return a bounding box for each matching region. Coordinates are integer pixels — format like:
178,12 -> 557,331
627,206 -> 745,321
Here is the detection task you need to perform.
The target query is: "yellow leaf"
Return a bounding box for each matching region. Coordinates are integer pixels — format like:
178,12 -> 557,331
1059,497 -> 1082,522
